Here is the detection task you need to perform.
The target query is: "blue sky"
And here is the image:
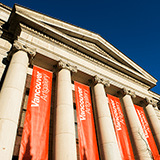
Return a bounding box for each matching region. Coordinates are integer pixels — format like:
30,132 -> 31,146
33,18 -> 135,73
2,0 -> 160,94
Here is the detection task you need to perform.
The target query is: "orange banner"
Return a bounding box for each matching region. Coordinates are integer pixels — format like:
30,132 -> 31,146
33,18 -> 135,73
107,94 -> 134,160
19,66 -> 52,160
74,81 -> 99,160
134,105 -> 160,160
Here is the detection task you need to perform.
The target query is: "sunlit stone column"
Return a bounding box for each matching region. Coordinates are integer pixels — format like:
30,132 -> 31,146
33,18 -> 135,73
0,38 -> 12,80
145,98 -> 160,150
55,60 -> 77,160
122,88 -> 151,160
93,76 -> 121,160
0,40 -> 36,160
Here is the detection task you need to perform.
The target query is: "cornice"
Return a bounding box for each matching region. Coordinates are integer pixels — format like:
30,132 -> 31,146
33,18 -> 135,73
19,24 -> 155,99
0,3 -> 12,11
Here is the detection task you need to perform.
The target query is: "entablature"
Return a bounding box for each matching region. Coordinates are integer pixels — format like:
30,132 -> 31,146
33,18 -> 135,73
5,4 -> 157,90
1,3 -> 158,103
17,23 -> 156,89
16,24 -> 159,102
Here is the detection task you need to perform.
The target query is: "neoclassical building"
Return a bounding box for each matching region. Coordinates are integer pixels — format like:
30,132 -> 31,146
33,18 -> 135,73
0,3 -> 160,160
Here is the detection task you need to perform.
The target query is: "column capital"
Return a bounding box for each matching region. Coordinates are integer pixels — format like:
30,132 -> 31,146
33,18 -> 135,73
145,97 -> 157,107
123,87 -> 136,98
157,101 -> 160,110
13,40 -> 36,65
94,75 -> 110,87
58,60 -> 77,73
13,40 -> 36,57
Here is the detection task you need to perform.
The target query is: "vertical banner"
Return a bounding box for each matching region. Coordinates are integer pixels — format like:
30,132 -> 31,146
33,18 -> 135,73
107,94 -> 134,160
74,81 -> 99,160
19,66 -> 52,160
134,105 -> 160,160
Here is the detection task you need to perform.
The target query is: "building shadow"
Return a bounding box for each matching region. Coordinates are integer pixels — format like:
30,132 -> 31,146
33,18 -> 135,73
83,147 -> 87,160
20,135 -> 32,160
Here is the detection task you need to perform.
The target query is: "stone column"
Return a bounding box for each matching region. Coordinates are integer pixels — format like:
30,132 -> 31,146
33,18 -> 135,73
0,40 -> 36,160
54,60 -> 77,160
145,98 -> 160,150
0,38 -> 12,80
122,88 -> 151,160
93,76 -> 121,160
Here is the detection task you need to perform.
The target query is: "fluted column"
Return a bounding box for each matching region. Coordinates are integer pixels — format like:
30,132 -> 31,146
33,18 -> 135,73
54,60 -> 77,160
145,98 -> 160,150
122,88 -> 151,160
0,40 -> 36,160
93,76 -> 121,160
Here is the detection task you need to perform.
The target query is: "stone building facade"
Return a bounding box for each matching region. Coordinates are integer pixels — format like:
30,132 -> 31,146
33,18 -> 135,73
0,3 -> 160,160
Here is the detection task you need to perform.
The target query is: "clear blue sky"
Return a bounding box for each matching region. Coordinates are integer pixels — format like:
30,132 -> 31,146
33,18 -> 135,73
2,0 -> 160,94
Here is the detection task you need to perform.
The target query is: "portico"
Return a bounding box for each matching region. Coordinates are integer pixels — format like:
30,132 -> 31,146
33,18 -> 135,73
0,3 -> 160,160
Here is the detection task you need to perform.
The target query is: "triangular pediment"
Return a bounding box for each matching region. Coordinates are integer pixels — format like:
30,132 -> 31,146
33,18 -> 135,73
71,37 -> 120,63
69,36 -> 139,71
8,4 -> 157,88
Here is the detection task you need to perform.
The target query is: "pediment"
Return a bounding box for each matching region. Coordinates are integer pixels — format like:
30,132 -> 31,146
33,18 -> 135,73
7,4 -> 157,88
69,36 -> 138,70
